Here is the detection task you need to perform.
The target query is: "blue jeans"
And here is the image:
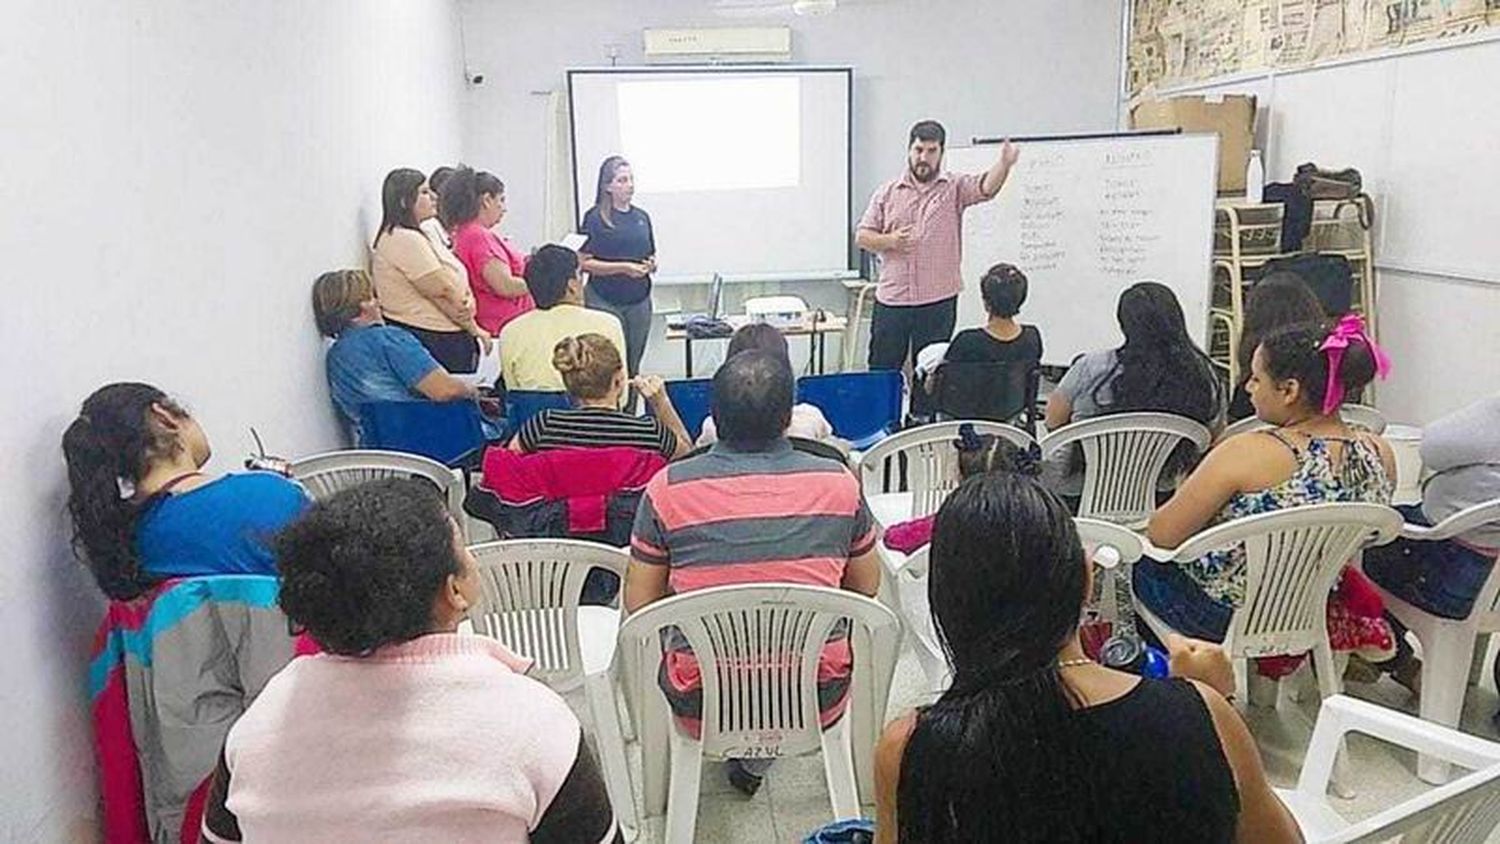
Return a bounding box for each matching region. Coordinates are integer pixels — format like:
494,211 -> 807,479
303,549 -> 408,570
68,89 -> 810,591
1132,559 -> 1233,642
1364,504 -> 1497,620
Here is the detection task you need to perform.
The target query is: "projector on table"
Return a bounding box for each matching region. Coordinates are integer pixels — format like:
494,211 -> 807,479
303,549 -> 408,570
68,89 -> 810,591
744,295 -> 807,329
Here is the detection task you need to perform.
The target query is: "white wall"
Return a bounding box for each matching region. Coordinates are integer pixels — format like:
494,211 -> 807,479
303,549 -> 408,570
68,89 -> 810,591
1127,38 -> 1500,425
0,2 -> 466,838
457,0 -> 1124,376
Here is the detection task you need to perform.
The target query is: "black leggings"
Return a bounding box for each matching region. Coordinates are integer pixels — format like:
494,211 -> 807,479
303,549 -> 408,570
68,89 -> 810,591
387,319 -> 478,374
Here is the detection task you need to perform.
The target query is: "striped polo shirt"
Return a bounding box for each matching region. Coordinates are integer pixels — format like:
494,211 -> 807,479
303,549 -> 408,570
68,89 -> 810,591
630,439 -> 877,593
631,440 -> 878,731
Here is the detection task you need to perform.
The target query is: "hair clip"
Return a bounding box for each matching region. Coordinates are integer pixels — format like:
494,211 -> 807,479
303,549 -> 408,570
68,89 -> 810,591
955,422 -> 984,452
116,476 -> 136,500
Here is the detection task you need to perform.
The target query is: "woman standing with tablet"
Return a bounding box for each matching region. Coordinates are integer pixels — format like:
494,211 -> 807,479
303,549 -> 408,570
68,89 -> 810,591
579,156 -> 656,407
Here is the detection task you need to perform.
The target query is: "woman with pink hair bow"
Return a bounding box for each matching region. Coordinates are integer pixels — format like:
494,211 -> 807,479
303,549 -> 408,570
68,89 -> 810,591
1137,316 -> 1421,689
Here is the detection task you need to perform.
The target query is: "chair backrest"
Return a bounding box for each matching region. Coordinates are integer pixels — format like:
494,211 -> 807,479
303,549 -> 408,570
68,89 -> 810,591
856,421 -> 1036,517
662,377 -> 714,442
616,584 -> 901,760
1400,498 -> 1500,625
797,371 -> 903,448
1166,503 -> 1402,658
1074,517 -> 1147,566
1221,403 -> 1388,442
1368,778 -> 1500,844
893,546 -> 949,690
682,435 -> 851,467
932,361 -> 1039,433
466,539 -> 627,690
504,390 -> 572,437
1039,413 -> 1213,527
290,449 -> 463,529
1221,414 -> 1268,440
1341,403 -> 1388,434
1294,695 -> 1500,843
357,400 -> 484,467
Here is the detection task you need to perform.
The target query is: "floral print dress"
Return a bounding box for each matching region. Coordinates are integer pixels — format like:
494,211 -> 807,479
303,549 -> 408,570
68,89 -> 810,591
1181,429 -> 1397,661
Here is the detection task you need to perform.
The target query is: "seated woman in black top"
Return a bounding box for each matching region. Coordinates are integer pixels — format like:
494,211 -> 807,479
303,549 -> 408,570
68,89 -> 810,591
944,262 -> 1043,365
873,473 -> 1300,843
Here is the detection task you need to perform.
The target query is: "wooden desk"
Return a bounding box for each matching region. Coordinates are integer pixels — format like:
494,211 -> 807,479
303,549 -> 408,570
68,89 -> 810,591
664,313 -> 849,377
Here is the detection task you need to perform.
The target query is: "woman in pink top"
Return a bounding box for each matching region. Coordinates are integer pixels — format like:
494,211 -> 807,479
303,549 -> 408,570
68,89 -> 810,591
200,478 -> 619,844
442,165 -> 535,335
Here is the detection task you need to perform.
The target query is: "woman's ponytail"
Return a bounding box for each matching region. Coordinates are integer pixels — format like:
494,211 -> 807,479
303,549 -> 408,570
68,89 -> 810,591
61,383 -> 178,600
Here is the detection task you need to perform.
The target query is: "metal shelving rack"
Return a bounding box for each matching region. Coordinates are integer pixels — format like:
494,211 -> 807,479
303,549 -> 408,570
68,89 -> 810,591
1208,195 -> 1378,388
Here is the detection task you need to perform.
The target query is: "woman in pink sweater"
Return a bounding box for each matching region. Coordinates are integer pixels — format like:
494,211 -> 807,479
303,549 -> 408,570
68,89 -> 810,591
200,478 -> 619,844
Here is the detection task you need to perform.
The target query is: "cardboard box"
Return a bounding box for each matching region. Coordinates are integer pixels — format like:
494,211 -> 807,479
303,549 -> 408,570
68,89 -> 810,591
1131,94 -> 1257,195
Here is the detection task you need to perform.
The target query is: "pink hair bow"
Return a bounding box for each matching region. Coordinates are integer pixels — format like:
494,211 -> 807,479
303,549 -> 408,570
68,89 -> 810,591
1319,314 -> 1390,414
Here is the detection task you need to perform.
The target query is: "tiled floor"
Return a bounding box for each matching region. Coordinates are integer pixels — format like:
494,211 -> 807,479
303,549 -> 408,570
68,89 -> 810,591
591,640 -> 1500,843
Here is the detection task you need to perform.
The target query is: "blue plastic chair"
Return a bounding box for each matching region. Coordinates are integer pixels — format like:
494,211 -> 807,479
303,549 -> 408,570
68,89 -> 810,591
797,371 -> 903,451
357,401 -> 485,467
503,390 -> 572,439
660,378 -> 714,442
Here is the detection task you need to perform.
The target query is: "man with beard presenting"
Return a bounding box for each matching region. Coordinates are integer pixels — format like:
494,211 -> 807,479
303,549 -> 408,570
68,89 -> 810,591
856,121 -> 1020,372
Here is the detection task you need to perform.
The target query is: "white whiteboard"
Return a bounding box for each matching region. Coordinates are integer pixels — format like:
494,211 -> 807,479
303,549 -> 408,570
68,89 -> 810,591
946,134 -> 1219,365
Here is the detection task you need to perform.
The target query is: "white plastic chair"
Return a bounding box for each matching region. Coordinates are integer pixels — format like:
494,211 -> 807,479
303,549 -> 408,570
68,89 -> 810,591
290,448 -> 465,530
887,546 -> 948,690
1277,694 -> 1500,843
890,517 -> 1145,693
1039,413 -> 1212,528
464,540 -> 634,834
1364,498 -> 1500,784
1136,503 -> 1401,703
1076,517 -> 1148,626
609,584 -> 900,844
855,421 -> 1035,518
1137,503 -> 1401,796
466,539 -> 626,692
1221,404 -> 1389,441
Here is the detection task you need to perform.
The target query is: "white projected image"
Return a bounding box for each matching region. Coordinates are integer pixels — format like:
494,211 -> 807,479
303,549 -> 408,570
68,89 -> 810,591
617,77 -> 801,193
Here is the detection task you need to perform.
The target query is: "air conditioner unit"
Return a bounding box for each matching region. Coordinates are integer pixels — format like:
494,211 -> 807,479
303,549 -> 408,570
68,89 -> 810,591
642,27 -> 793,64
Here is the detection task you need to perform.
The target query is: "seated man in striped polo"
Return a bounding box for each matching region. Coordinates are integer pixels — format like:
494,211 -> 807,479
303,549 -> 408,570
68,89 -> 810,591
625,349 -> 883,796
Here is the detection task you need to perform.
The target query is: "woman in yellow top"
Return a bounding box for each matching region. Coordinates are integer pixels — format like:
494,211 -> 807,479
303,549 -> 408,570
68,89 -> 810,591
370,168 -> 492,373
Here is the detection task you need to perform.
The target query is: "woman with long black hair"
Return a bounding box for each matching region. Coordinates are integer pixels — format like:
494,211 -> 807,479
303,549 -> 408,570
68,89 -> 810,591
1043,281 -> 1223,493
579,156 -> 656,406
873,473 -> 1300,843
1046,280 -> 1222,431
61,383 -> 309,600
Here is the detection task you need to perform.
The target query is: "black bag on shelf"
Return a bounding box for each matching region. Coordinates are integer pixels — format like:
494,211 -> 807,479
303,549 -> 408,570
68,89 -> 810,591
1295,163 -> 1363,200
1263,181 -> 1313,253
1262,253 -> 1355,316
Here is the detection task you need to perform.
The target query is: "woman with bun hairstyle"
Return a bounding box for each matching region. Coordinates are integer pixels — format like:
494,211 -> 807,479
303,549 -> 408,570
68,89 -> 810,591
442,165 -> 535,336
61,383 -> 309,600
510,332 -> 690,461
1141,317 -> 1417,683
198,478 -> 621,842
371,168 -> 490,373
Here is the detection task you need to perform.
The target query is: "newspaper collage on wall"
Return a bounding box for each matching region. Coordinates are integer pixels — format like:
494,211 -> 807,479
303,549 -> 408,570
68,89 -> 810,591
1128,0 -> 1500,95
